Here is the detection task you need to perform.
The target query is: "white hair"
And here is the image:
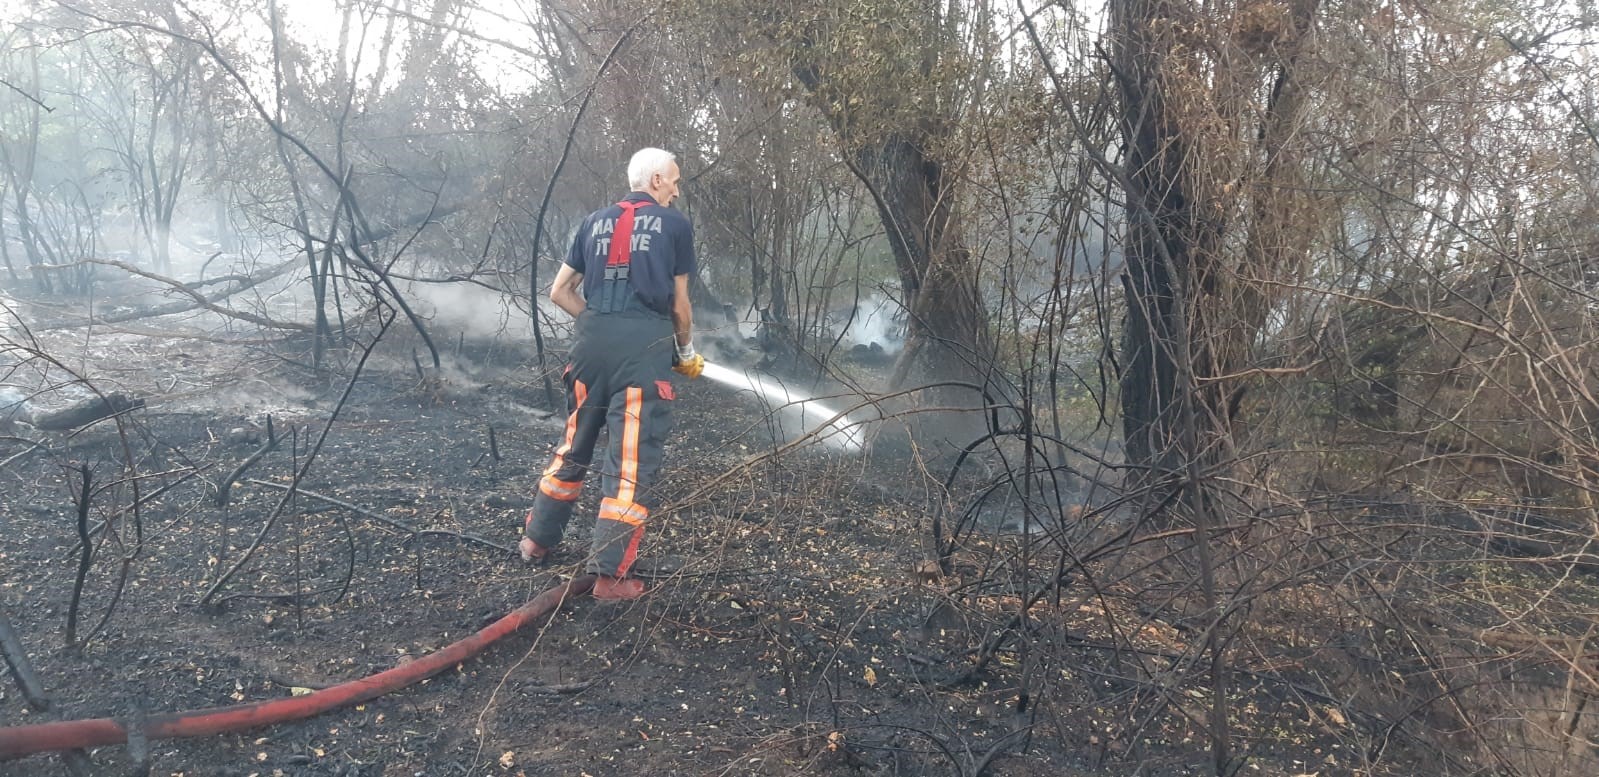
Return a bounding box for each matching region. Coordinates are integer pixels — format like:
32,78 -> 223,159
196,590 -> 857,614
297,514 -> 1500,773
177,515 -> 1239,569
627,147 -> 676,190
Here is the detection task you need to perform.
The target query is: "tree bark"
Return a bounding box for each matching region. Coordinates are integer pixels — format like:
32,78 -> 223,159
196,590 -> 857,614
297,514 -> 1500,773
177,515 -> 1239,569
845,136 -> 990,393
783,2 -> 993,396
1111,0 -> 1207,473
1110,0 -> 1320,474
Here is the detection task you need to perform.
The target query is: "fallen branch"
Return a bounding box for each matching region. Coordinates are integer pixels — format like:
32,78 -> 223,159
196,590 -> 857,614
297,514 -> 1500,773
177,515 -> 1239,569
30,257 -> 307,332
214,587 -> 345,606
0,439 -> 44,472
215,418 -> 280,507
0,614 -> 50,711
28,393 -> 144,431
517,679 -> 598,695
242,479 -> 514,555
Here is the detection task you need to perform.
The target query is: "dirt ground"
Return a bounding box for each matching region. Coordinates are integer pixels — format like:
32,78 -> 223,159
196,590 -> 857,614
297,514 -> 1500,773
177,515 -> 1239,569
1,319 -> 1417,777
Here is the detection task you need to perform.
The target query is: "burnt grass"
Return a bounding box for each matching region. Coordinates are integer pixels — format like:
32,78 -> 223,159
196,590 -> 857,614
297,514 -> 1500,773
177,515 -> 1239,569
1,338 -> 1416,777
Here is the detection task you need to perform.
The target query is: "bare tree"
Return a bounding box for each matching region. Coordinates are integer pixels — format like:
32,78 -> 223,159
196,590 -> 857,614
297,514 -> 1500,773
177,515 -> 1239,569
672,0 -> 1000,400
0,20 -> 55,292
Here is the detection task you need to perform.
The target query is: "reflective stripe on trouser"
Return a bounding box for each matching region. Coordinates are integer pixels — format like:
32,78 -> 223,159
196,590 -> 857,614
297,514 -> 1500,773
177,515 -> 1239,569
525,311 -> 675,575
590,383 -> 671,577
540,374 -> 591,499
526,369 -> 602,549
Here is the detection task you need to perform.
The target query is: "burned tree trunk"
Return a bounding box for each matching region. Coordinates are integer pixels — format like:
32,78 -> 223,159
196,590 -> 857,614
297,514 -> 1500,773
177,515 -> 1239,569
849,137 -> 991,392
778,0 -> 994,396
1109,3 -> 1322,774
1110,0 -> 1321,475
1111,6 -> 1208,474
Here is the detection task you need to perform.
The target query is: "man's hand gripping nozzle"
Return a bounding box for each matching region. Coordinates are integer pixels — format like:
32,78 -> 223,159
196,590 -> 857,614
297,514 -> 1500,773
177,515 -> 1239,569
673,342 -> 705,380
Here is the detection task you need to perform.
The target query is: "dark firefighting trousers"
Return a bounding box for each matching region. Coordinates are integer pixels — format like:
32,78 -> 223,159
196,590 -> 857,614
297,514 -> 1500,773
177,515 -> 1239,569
525,309 -> 676,577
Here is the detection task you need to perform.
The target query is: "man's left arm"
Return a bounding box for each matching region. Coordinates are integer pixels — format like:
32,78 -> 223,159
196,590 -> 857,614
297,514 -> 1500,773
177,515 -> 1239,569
668,214 -> 703,379
672,274 -> 694,349
671,274 -> 703,379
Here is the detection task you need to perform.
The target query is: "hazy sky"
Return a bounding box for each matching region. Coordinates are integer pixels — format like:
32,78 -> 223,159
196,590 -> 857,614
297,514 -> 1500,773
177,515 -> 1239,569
273,0 -> 544,94
0,1 -> 546,95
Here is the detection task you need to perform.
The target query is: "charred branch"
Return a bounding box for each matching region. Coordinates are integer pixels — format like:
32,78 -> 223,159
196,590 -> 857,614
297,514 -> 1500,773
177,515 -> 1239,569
242,479 -> 514,556
25,393 -> 144,432
214,416 -> 280,508
0,614 -> 50,711
65,465 -> 92,651
28,258 -> 306,333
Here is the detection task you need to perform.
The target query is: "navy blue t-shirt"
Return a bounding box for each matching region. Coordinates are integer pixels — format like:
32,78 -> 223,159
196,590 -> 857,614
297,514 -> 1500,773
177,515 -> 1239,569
564,192 -> 696,317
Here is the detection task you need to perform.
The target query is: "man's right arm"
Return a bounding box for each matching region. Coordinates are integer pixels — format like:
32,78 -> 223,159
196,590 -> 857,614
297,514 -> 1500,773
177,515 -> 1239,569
550,218 -> 589,317
549,263 -> 585,317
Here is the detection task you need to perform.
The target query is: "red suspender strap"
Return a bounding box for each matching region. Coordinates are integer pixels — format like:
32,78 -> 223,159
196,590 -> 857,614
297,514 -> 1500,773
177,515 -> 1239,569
606,201 -> 644,267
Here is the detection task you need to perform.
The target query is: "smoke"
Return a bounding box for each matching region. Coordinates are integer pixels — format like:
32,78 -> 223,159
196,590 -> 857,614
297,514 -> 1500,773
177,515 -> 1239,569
692,301 -> 755,366
0,385 -> 27,423
182,378 -> 316,418
839,292 -> 903,353
403,280 -> 536,342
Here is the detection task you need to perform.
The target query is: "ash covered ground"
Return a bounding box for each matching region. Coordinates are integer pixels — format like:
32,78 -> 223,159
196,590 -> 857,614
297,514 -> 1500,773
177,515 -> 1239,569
1,289 -> 1409,777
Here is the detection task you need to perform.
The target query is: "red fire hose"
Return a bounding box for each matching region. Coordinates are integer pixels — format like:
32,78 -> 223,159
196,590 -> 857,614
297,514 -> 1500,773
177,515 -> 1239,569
0,575 -> 597,761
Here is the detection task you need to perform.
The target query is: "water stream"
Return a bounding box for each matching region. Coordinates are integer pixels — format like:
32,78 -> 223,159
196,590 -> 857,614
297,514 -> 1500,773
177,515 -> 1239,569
699,362 -> 864,453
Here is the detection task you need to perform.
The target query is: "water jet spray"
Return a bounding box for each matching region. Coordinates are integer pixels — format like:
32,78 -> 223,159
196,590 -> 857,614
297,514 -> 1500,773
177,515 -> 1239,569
698,362 -> 864,453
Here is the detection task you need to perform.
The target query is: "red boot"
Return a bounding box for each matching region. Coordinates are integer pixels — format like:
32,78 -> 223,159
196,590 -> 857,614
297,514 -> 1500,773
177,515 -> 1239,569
592,575 -> 646,601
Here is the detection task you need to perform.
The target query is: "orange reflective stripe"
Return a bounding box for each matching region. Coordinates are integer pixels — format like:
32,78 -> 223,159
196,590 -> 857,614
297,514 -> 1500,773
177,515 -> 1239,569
542,379 -> 589,477
617,386 -> 643,503
599,497 -> 648,526
539,475 -> 582,501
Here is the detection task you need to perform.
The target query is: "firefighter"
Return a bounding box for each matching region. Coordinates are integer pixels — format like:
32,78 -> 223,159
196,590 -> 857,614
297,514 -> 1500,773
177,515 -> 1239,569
520,147 -> 705,601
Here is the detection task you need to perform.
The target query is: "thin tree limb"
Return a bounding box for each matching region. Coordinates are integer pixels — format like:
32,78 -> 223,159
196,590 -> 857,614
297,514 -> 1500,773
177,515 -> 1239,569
29,257 -> 305,332
242,478 -> 515,555
201,310 -> 394,606
0,75 -> 52,112
526,14 -> 651,407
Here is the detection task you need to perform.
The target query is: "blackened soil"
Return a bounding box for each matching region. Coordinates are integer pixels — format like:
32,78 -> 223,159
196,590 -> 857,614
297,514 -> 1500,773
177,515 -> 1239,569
0,345 -> 1387,777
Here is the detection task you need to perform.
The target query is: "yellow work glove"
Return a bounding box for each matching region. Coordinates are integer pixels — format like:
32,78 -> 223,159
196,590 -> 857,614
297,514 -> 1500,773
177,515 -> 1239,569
673,343 -> 705,380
